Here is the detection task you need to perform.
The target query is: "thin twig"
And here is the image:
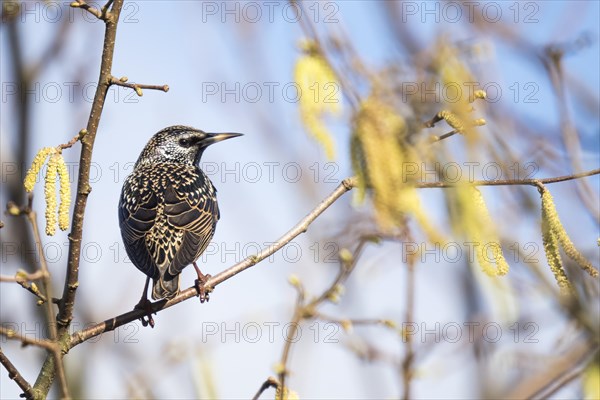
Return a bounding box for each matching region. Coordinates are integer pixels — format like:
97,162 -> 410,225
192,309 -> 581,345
402,232 -> 417,400
69,0 -> 102,19
0,327 -> 56,352
23,200 -> 69,399
276,234 -> 377,399
314,313 -> 395,328
293,0 -> 360,109
57,129 -> 87,151
0,348 -> 36,400
504,338 -> 596,399
277,286 -> 304,400
415,168 -> 600,188
545,48 -> 600,223
109,76 -> 169,97
429,129 -> 459,143
251,377 -> 280,400
0,271 -> 48,303
309,236 -> 372,307
534,361 -> 588,399
101,0 -> 115,16
0,270 -> 45,282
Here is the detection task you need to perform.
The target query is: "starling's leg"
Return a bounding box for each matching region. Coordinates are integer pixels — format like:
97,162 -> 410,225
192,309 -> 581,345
133,276 -> 155,328
193,262 -> 212,303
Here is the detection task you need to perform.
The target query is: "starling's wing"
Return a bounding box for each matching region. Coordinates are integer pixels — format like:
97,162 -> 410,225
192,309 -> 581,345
163,169 -> 219,277
118,173 -> 161,279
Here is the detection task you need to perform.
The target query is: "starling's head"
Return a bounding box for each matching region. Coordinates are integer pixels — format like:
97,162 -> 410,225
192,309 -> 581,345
135,125 -> 242,167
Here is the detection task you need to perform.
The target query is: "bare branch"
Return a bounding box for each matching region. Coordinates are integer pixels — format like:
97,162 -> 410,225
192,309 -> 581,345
429,129 -> 459,143
70,178 -> 356,347
0,270 -> 45,283
401,232 -> 417,400
69,0 -> 102,19
252,377 -> 280,400
0,327 -> 56,352
67,167 -> 600,348
277,284 -> 305,398
109,76 -> 169,96
0,270 -> 47,303
415,168 -> 600,188
503,338 -> 596,399
56,0 -> 124,333
24,206 -> 69,399
57,129 -> 87,151
0,349 -> 36,400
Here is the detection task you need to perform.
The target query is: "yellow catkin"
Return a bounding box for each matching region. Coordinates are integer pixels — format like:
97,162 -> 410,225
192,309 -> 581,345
23,147 -> 54,192
470,89 -> 487,103
438,110 -> 464,132
583,362 -> 600,400
435,42 -> 484,144
44,153 -> 59,236
542,216 -> 572,294
353,97 -> 443,243
437,111 -> 486,133
462,186 -> 509,276
541,188 -> 599,278
294,41 -> 340,160
275,386 -> 299,400
56,154 -> 71,231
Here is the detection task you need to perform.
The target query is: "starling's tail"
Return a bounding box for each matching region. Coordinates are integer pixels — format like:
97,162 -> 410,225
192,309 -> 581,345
151,274 -> 180,300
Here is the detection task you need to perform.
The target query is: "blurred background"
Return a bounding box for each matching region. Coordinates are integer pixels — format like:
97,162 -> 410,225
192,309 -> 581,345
1,1 -> 599,399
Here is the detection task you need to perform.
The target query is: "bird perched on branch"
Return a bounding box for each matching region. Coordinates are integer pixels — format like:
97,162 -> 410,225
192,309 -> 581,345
119,125 -> 242,326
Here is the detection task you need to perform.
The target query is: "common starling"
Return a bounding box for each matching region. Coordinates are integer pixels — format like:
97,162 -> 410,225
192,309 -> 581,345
119,126 -> 242,316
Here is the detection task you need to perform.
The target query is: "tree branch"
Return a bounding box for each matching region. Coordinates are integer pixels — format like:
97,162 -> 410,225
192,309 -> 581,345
24,204 -> 69,399
415,168 -> 600,188
69,0 -> 103,20
503,338 -> 596,399
33,0 -> 126,397
0,348 -> 35,400
69,177 -> 356,347
0,327 -> 56,352
277,287 -> 304,399
251,376 -> 280,400
108,76 -> 169,96
67,167 -> 600,348
0,270 -> 47,303
56,0 -> 124,333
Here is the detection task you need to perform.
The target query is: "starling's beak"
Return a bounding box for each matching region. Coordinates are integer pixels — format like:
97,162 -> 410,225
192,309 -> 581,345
203,132 -> 243,146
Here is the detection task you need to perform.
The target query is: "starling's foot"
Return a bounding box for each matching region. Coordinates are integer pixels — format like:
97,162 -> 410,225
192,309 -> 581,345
134,298 -> 155,328
194,274 -> 212,303
193,262 -> 212,303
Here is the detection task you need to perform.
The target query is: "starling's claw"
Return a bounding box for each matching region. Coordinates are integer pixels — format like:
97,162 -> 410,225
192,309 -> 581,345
135,277 -> 156,328
194,262 -> 212,303
134,298 -> 156,328
195,277 -> 212,303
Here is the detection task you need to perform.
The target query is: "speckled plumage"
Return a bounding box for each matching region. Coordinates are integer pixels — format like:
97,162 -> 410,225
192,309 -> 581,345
119,125 -> 241,300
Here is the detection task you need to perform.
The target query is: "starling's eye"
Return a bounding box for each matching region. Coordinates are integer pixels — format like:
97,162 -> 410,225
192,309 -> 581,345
179,138 -> 192,147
